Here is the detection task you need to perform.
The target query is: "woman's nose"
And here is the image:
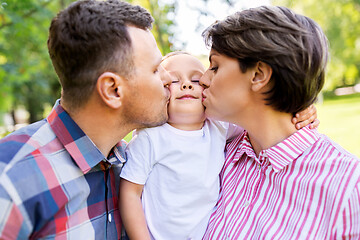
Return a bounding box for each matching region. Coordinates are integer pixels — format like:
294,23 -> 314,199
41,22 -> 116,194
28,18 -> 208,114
200,70 -> 211,88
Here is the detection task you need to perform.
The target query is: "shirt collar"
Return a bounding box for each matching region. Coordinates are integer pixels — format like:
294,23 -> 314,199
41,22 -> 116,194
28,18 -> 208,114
47,100 -> 126,174
232,125 -> 320,172
109,140 -> 127,166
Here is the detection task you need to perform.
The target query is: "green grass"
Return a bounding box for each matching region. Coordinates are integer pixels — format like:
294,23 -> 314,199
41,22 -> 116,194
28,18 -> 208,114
124,132 -> 133,143
316,93 -> 360,158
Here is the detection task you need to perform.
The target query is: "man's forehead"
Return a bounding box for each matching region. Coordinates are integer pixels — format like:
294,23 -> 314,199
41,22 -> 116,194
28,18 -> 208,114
128,26 -> 161,62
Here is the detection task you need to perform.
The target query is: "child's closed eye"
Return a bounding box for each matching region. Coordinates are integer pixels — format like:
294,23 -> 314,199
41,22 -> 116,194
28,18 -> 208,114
171,75 -> 180,83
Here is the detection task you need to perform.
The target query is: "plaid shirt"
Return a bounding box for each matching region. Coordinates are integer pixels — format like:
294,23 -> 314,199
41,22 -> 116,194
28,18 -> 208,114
0,100 -> 126,239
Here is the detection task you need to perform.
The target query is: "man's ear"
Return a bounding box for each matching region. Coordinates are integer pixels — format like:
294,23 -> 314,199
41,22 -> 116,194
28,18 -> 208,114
251,61 -> 272,92
96,72 -> 125,109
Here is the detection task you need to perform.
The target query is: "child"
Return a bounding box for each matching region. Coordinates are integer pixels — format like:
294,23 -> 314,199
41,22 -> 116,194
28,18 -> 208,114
119,52 -> 317,240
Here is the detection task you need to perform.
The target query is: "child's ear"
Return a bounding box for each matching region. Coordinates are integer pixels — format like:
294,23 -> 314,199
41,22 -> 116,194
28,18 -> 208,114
96,72 -> 125,109
251,61 -> 272,92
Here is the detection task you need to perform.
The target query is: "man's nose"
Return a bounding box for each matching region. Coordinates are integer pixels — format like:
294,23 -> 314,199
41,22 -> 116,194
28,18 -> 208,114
159,65 -> 171,87
200,70 -> 211,89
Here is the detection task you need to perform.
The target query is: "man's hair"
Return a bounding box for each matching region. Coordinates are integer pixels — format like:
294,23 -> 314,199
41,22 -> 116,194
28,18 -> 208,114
202,6 -> 329,114
48,0 -> 154,109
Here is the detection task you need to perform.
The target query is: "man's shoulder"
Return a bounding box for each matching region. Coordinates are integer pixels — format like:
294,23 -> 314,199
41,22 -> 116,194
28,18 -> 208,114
0,119 -> 57,173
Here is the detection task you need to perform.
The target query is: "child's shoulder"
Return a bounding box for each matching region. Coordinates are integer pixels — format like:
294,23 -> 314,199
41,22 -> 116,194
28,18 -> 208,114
134,124 -> 166,135
130,124 -> 172,144
206,120 -> 244,140
206,119 -> 230,131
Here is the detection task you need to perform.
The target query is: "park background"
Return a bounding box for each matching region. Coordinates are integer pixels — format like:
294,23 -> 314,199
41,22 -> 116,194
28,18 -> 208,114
0,0 -> 359,157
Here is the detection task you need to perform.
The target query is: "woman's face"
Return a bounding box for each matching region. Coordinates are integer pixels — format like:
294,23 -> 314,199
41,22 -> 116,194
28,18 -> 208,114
200,49 -> 255,123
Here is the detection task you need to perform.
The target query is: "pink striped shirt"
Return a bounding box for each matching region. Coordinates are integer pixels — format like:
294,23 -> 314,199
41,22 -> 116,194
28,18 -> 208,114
203,126 -> 360,239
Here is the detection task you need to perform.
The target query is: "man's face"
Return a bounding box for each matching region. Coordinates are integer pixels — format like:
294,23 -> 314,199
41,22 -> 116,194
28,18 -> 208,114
161,54 -> 206,126
122,27 -> 171,128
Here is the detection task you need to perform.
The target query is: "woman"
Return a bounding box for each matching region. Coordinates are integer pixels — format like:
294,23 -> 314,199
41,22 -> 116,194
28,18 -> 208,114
200,6 -> 360,239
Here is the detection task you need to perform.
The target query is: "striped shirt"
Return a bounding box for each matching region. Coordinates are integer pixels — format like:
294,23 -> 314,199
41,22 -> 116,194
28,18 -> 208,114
203,126 -> 360,239
0,100 -> 126,239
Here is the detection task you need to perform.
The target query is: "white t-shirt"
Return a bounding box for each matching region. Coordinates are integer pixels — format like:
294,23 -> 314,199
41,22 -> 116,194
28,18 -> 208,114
120,120 -> 243,240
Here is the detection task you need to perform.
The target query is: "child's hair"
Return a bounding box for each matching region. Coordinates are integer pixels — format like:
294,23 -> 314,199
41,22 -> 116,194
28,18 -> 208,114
162,51 -> 192,61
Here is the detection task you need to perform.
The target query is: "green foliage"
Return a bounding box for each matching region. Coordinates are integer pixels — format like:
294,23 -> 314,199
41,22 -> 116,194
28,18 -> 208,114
272,0 -> 360,90
128,0 -> 176,55
0,0 -> 68,122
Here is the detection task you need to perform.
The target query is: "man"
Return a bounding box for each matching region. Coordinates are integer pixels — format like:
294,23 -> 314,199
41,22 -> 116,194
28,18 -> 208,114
199,6 -> 360,239
0,0 -> 170,239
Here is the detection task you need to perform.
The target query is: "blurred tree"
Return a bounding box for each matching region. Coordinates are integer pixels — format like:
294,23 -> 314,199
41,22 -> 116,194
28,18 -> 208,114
272,0 -> 360,90
129,0 -> 234,55
0,0 -> 68,124
128,0 -> 176,55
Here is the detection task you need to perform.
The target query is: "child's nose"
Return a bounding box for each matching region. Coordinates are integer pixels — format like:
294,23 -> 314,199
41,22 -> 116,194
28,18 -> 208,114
181,82 -> 193,90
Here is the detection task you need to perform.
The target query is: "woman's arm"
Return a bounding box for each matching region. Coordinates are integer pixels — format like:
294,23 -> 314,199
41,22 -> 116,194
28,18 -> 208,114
119,178 -> 151,240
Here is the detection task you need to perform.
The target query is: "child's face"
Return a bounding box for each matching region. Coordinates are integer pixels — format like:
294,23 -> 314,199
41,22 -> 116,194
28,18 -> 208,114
161,54 -> 206,125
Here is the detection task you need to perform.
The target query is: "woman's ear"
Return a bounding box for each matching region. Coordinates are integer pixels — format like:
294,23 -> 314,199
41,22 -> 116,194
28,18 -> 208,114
96,72 -> 125,109
251,61 -> 272,92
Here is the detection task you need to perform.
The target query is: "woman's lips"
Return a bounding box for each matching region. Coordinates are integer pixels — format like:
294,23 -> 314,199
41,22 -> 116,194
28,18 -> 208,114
202,93 -> 207,102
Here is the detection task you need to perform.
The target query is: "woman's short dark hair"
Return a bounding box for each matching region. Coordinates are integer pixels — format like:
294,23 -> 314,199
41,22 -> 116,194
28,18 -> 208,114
202,6 -> 329,114
48,0 -> 153,109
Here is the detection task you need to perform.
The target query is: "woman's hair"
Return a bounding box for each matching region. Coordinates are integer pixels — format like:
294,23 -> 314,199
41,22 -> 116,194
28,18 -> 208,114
48,0 -> 153,110
202,6 -> 329,114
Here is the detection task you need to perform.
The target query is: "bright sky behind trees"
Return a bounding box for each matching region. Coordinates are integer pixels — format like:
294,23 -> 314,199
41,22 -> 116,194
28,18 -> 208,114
172,0 -> 270,55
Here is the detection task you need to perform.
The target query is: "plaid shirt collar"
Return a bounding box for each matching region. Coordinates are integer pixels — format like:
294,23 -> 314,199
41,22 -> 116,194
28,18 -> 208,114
231,125 -> 320,172
47,100 -> 126,174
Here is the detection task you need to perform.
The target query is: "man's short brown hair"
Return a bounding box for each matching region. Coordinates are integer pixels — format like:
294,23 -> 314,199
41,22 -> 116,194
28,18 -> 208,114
202,6 -> 329,114
48,0 -> 154,109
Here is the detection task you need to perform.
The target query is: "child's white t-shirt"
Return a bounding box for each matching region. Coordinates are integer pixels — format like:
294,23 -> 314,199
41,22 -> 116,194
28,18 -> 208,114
120,120 -> 243,240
